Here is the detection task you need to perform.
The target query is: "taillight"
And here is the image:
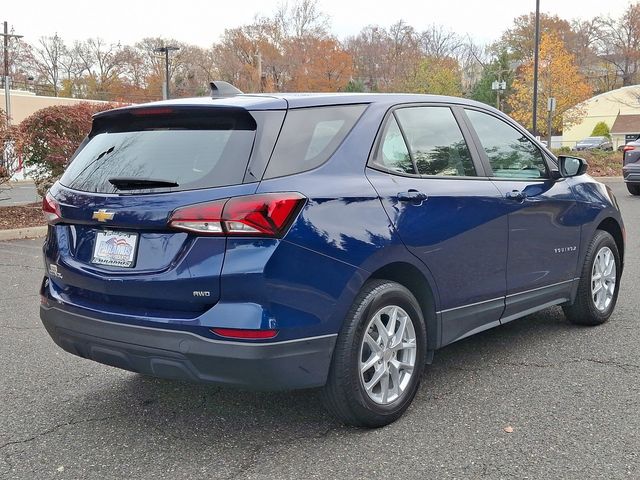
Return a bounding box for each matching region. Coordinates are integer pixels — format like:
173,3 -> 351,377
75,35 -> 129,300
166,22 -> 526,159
168,199 -> 226,234
210,327 -> 278,340
168,192 -> 306,237
623,145 -> 636,152
222,193 -> 305,235
42,193 -> 61,224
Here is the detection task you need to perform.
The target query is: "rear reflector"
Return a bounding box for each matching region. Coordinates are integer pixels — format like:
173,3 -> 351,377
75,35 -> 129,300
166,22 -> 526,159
169,192 -> 306,237
211,328 -> 278,339
42,192 -> 61,224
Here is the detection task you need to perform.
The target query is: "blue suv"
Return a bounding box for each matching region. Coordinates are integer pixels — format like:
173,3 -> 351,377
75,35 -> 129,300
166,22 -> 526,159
40,91 -> 625,427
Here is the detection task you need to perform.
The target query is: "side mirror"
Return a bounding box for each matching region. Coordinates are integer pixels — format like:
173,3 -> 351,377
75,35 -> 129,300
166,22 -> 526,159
557,155 -> 588,178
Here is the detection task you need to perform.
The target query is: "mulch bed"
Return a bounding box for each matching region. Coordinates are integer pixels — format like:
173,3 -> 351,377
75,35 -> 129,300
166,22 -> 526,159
587,163 -> 619,177
0,203 -> 46,229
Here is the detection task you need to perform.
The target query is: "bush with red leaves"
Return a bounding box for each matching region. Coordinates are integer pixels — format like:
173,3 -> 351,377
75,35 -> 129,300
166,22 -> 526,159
17,102 -> 121,196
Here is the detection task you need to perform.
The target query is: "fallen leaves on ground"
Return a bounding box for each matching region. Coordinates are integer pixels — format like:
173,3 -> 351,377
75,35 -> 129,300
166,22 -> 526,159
0,203 -> 45,229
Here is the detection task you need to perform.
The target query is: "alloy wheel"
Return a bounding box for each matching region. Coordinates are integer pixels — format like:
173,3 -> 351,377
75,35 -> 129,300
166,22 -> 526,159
359,305 -> 417,405
591,246 -> 617,312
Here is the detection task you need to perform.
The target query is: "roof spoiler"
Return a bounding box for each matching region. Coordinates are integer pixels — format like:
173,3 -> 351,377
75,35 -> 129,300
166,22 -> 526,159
210,81 -> 243,98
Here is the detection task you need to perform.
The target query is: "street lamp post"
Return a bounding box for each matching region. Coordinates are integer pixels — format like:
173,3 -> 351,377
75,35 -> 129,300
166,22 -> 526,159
1,21 -> 24,126
153,45 -> 179,100
532,0 -> 541,137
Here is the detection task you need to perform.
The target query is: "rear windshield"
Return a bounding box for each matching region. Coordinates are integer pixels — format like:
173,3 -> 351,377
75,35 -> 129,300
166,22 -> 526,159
60,109 -> 256,194
264,104 -> 367,178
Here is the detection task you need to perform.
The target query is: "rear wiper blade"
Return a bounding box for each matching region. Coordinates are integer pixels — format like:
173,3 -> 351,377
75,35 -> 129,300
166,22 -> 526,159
108,177 -> 179,190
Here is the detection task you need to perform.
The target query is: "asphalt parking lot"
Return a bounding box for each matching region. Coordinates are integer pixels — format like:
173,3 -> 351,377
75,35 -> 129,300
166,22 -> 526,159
1,178 -> 638,480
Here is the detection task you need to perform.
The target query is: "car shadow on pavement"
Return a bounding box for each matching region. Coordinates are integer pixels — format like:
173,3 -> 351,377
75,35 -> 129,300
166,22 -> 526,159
64,306 -> 589,443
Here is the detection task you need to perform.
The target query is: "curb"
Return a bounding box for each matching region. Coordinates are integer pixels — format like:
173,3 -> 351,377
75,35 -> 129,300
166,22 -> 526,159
0,226 -> 47,241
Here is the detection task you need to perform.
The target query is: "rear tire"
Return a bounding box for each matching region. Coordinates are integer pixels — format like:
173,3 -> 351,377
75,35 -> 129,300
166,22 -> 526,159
627,183 -> 640,196
563,230 -> 621,326
322,280 -> 426,428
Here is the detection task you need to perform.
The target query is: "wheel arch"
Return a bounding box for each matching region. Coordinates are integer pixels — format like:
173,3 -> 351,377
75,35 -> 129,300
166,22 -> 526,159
368,262 -> 439,352
596,217 -> 625,268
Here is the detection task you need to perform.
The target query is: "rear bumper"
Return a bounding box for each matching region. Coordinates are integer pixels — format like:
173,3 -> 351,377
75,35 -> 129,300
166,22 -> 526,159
40,305 -> 336,390
623,164 -> 640,183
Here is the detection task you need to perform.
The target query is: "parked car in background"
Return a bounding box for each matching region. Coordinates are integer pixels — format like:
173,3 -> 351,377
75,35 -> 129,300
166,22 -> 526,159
622,140 -> 640,195
575,136 -> 613,151
40,89 -> 625,427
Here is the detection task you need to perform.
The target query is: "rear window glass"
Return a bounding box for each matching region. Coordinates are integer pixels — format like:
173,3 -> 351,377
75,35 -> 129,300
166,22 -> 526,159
264,104 -> 367,178
60,110 -> 256,194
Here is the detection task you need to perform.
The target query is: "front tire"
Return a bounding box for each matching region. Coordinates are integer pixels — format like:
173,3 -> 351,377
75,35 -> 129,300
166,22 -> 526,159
322,280 -> 427,428
563,230 -> 621,326
627,183 -> 640,196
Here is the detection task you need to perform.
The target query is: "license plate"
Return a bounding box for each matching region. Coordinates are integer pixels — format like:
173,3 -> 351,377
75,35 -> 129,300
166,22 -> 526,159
92,230 -> 138,268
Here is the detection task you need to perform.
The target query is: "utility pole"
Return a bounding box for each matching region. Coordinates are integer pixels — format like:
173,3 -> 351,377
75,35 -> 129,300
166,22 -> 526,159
1,21 -> 24,126
491,76 -> 506,111
255,51 -> 262,93
153,45 -> 179,100
532,0 -> 541,137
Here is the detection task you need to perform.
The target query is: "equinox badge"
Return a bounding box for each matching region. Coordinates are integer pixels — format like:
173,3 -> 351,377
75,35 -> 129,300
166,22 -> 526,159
92,209 -> 115,222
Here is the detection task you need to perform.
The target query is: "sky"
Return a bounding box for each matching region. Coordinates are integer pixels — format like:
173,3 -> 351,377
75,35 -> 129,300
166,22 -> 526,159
2,0 -> 635,48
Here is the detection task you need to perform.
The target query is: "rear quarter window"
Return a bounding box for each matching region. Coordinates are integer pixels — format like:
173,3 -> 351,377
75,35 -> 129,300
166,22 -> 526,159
263,104 -> 367,179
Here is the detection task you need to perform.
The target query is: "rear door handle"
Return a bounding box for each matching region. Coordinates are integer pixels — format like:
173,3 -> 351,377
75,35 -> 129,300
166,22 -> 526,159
505,190 -> 526,202
397,190 -> 428,202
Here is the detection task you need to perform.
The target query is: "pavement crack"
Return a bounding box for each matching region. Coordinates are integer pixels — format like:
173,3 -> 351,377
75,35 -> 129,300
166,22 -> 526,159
443,358 -> 640,373
0,325 -> 41,331
0,263 -> 41,270
492,361 -> 556,369
583,358 -> 640,371
225,424 -> 338,480
0,414 -> 123,452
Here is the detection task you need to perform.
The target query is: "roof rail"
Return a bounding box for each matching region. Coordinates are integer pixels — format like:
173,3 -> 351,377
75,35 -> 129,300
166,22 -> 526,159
210,81 -> 243,98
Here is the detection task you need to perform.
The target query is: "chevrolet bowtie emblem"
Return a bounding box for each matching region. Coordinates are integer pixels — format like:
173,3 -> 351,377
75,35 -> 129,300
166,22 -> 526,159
92,209 -> 115,222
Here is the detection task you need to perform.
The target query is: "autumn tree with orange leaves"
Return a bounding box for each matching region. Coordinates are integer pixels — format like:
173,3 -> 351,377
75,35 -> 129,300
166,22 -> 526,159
285,37 -> 353,91
508,33 -> 592,136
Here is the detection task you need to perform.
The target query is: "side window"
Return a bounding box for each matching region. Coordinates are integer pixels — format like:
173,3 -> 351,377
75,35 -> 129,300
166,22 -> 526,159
264,104 -> 366,179
395,107 -> 476,177
465,109 -> 548,179
373,116 -> 415,174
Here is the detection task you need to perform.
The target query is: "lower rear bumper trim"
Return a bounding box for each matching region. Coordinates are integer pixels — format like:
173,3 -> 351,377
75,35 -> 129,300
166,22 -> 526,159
40,305 -> 336,390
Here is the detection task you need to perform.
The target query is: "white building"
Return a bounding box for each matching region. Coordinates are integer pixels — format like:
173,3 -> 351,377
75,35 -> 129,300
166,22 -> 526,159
563,85 -> 640,149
